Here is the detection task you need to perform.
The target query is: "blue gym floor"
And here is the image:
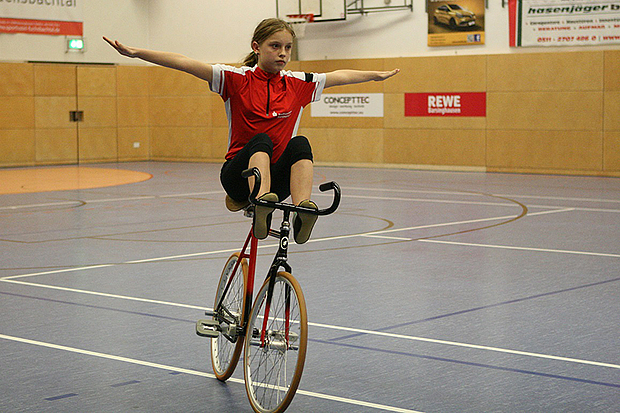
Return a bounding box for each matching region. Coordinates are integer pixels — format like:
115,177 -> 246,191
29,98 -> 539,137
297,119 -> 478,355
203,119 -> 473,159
1,162 -> 619,412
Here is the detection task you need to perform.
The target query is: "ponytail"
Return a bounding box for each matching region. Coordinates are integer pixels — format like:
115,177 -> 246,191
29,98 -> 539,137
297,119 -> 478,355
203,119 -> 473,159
243,51 -> 258,67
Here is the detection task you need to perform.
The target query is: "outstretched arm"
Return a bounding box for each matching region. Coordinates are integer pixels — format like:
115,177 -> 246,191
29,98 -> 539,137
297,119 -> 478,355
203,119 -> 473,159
324,68 -> 400,89
103,37 -> 213,83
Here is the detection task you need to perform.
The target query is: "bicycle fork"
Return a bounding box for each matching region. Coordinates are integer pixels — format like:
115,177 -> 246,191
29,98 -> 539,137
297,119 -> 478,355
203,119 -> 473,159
255,213 -> 295,351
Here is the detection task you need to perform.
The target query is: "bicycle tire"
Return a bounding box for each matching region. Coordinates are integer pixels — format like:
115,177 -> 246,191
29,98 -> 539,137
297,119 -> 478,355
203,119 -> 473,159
211,252 -> 247,381
243,271 -> 308,413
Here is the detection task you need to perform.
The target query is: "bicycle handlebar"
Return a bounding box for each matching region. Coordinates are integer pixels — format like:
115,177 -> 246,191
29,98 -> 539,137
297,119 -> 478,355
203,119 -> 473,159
242,167 -> 341,216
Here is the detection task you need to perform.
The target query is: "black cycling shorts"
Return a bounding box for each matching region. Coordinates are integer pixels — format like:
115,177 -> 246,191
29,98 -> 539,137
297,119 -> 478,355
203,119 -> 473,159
220,133 -> 313,203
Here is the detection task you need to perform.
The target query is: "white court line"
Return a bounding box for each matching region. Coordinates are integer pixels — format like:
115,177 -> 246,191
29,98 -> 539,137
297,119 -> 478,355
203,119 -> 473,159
308,323 -> 620,370
86,196 -> 156,203
0,191 -> 223,211
0,207 -> 577,281
2,277 -> 618,371
0,245 -> 276,281
345,186 -> 620,205
526,208 -> 575,216
419,239 -> 620,259
362,234 -> 412,241
344,193 -> 518,208
0,333 -> 422,413
0,279 -> 206,310
0,201 -> 83,211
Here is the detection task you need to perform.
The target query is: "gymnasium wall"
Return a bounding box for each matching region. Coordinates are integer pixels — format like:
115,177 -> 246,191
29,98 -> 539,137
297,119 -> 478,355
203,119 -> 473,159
1,50 -> 619,176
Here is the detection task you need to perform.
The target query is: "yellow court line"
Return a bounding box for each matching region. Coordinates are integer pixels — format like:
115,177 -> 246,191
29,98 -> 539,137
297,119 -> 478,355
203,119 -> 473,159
0,166 -> 152,194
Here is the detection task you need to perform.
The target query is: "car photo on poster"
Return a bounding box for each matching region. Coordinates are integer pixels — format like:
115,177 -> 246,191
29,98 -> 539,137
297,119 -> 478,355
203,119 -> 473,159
433,3 -> 476,30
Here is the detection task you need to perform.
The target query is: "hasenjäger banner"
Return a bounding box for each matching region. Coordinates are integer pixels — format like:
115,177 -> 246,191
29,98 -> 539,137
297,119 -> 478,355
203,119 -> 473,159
509,0 -> 620,46
427,0 -> 486,47
0,0 -> 83,36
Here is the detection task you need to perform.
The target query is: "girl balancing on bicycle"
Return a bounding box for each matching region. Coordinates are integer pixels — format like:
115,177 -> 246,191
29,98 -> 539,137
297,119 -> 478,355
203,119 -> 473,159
104,18 -> 399,244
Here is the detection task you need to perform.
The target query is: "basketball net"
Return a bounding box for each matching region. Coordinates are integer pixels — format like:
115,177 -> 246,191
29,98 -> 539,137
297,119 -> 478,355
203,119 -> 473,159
285,13 -> 314,38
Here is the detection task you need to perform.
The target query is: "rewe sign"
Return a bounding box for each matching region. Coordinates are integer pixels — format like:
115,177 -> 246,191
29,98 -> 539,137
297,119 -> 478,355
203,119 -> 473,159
405,92 -> 486,117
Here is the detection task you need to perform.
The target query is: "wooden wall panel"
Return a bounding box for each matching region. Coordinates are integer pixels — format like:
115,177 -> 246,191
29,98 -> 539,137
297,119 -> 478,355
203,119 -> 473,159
77,66 -> 116,97
487,52 -> 603,92
301,128 -> 384,164
118,127 -> 149,161
0,63 -> 33,96
149,96 -> 211,127
384,128 -> 486,167
117,66 -> 150,161
79,97 -> 117,128
383,55 -> 486,93
487,130 -> 603,172
35,128 -> 77,164
34,64 -> 76,96
150,127 -> 212,160
0,129 -> 35,167
1,97 -> 34,129
604,50 -> 620,91
604,91 -> 620,131
117,97 -> 149,127
211,95 -> 228,128
149,67 -> 210,96
487,92 -> 603,131
117,66 -> 150,97
211,127 -> 232,161
604,131 -> 620,172
34,97 -> 74,128
75,66 -> 118,163
77,128 -> 118,163
32,65 -> 78,165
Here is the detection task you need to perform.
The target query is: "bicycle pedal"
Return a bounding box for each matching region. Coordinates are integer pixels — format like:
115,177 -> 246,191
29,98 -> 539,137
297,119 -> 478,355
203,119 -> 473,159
196,319 -> 221,338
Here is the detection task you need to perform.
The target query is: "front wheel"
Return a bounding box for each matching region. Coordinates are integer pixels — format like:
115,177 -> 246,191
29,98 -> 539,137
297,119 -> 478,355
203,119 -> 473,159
211,253 -> 247,381
244,271 -> 308,413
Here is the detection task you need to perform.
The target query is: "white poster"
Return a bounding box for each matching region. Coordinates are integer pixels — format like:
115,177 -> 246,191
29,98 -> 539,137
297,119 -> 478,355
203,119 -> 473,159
311,93 -> 384,117
509,0 -> 620,46
0,0 -> 83,36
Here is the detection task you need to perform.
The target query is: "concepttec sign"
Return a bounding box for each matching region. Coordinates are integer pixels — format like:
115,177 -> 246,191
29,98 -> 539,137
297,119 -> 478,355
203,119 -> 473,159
405,92 -> 486,117
311,93 -> 384,117
0,0 -> 82,36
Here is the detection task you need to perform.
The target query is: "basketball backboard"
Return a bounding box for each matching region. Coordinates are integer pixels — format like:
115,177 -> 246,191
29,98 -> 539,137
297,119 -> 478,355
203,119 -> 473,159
276,0 -> 346,22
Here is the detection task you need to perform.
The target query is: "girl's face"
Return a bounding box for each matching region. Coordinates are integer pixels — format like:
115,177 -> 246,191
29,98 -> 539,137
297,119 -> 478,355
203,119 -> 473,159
252,29 -> 293,73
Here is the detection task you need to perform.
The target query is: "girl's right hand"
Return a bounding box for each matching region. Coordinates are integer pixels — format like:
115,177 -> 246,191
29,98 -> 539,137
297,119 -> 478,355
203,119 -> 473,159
103,36 -> 138,58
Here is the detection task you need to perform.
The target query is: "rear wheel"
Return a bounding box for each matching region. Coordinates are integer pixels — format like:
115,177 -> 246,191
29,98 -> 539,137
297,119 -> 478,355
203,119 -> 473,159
211,253 -> 247,381
243,271 -> 308,413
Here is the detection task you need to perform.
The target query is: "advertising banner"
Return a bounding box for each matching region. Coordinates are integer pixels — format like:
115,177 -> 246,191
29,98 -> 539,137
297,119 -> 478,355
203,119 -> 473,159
427,0 -> 485,47
405,92 -> 486,117
509,0 -> 620,46
311,93 -> 384,117
0,0 -> 83,36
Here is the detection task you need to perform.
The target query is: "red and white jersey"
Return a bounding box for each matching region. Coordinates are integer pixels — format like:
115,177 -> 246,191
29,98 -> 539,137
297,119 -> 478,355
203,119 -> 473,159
210,64 -> 326,163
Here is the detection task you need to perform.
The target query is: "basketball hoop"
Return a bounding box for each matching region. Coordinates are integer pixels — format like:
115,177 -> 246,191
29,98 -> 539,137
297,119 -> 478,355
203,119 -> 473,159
285,13 -> 314,38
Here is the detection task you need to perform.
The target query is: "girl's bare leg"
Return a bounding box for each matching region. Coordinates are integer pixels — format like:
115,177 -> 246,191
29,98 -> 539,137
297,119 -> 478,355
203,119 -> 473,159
248,151 -> 271,197
290,159 -> 313,205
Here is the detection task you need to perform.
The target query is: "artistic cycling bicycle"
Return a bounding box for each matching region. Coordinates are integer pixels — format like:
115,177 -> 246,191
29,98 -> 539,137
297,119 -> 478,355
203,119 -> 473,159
196,167 -> 341,413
